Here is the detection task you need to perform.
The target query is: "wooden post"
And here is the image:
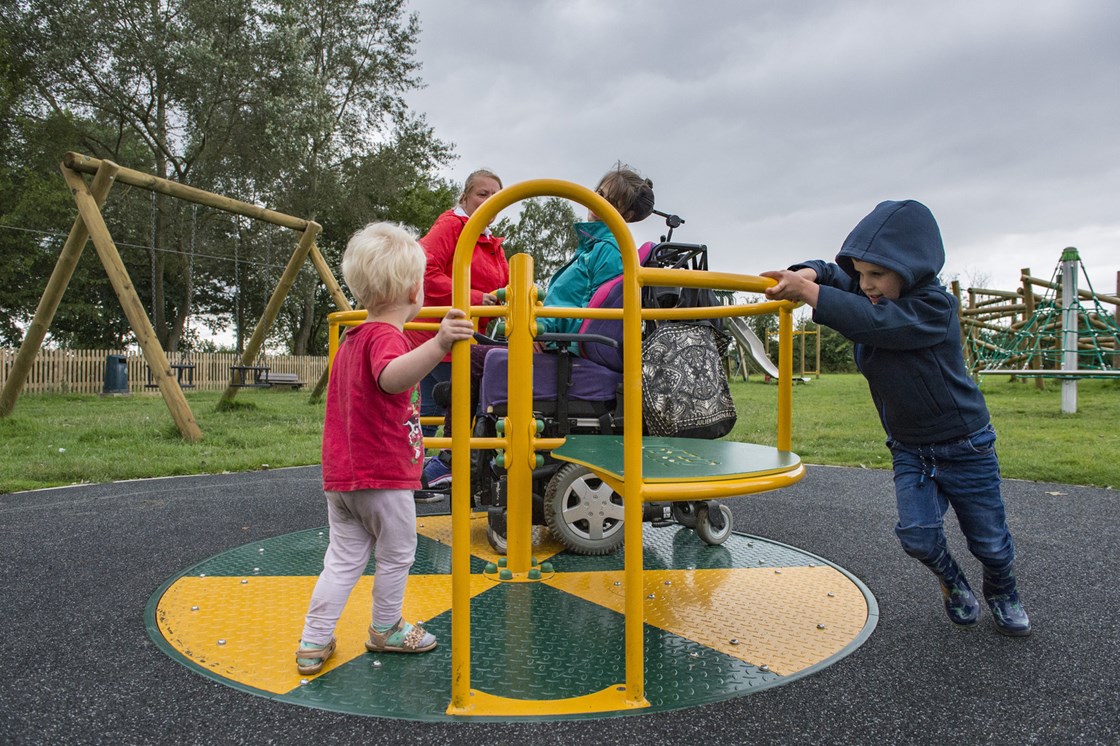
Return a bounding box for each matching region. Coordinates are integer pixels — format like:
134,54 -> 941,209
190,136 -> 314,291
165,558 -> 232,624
0,164 -> 117,417
60,164 -> 202,441
951,280 -> 972,375
308,366 -> 330,404
308,244 -> 351,312
1021,267 -> 1044,389
219,223 -> 322,407
304,244 -> 351,405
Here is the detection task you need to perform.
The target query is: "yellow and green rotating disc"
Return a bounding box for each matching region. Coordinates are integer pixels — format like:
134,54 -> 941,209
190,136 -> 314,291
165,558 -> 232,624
146,512 -> 877,721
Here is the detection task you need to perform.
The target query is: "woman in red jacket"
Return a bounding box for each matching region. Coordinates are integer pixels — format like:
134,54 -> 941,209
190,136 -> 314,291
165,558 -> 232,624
406,169 -> 507,456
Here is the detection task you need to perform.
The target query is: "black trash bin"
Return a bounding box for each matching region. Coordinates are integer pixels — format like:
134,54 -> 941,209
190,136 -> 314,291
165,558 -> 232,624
102,354 -> 130,395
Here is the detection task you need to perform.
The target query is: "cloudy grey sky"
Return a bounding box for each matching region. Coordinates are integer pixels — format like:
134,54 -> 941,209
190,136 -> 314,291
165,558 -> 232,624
403,0 -> 1119,302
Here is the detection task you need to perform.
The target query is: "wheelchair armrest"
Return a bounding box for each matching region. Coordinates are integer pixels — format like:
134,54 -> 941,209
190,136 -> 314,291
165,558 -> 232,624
472,332 -> 508,347
535,332 -> 619,349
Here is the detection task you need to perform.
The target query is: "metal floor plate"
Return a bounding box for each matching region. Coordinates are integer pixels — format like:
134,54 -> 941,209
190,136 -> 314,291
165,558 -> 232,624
146,512 -> 877,721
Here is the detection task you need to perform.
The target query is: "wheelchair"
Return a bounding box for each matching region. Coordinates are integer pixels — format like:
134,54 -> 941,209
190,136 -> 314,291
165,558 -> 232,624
419,217 -> 738,556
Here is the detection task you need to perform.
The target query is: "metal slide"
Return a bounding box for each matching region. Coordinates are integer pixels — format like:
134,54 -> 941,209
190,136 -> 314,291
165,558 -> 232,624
725,315 -> 781,379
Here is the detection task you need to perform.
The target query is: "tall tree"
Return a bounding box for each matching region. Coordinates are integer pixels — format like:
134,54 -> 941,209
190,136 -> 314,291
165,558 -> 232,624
224,0 -> 453,355
0,16 -> 141,347
3,0 -> 264,351
1,0 -> 454,355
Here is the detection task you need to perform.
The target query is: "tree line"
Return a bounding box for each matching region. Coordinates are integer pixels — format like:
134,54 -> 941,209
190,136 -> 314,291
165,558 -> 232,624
0,0 -> 577,356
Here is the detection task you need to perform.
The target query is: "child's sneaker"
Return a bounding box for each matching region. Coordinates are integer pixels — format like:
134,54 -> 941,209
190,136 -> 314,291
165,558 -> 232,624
365,619 -> 437,653
422,456 -> 452,489
295,637 -> 336,675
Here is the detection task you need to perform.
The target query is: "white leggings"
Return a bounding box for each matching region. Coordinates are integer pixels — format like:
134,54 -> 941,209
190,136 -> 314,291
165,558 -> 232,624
300,489 -> 417,645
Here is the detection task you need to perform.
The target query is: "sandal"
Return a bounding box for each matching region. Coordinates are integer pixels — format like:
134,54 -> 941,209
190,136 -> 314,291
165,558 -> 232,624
295,637 -> 336,675
365,618 -> 437,653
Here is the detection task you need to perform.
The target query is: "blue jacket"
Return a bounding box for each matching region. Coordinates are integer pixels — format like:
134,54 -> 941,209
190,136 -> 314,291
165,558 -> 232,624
537,221 -> 624,338
794,200 -> 990,444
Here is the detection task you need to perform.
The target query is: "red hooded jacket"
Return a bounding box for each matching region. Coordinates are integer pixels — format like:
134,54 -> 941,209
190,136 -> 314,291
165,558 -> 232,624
404,208 -> 508,360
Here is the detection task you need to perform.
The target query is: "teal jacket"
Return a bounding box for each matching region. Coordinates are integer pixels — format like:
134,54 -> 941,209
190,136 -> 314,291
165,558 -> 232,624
537,221 -> 624,341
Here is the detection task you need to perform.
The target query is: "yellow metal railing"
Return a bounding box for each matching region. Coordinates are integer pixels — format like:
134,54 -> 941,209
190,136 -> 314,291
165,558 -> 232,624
326,179 -> 801,717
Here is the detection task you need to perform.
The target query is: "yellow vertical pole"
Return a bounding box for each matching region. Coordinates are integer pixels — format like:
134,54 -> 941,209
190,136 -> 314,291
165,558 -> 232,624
0,163 -> 117,418
815,326 -> 821,379
799,328 -> 806,378
505,253 -> 535,573
618,228 -> 645,707
327,318 -> 340,373
448,209 -> 477,714
777,307 -> 793,451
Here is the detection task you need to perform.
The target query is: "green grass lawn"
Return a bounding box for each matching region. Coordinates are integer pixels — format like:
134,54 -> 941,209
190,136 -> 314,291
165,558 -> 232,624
729,374 -> 1119,489
0,389 -> 325,493
1,374 -> 1116,493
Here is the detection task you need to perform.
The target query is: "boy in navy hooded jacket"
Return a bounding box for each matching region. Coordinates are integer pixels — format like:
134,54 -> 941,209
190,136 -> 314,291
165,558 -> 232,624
763,200 -> 1030,636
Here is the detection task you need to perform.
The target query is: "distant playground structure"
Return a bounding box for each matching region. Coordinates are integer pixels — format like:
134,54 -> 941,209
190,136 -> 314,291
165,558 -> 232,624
954,248 -> 1120,413
725,316 -> 820,381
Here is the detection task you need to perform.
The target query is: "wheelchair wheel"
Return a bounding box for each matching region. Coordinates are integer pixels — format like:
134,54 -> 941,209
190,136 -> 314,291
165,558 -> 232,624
486,522 -> 507,554
695,503 -> 733,546
544,463 -> 625,555
670,501 -> 700,529
485,507 -> 508,555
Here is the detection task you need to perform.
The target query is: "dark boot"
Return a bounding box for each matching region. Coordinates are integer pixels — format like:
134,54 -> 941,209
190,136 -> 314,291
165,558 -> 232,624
983,563 -> 1031,637
922,547 -> 980,626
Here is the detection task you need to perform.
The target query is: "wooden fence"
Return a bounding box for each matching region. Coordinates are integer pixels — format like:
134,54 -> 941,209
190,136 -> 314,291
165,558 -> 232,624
0,348 -> 328,394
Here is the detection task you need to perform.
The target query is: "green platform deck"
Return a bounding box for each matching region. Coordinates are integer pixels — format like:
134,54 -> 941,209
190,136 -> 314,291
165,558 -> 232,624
551,435 -> 801,483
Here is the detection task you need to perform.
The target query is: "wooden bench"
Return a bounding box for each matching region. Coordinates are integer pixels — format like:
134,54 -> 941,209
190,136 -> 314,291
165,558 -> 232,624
260,371 -> 304,389
145,363 -> 196,390
229,365 -> 270,388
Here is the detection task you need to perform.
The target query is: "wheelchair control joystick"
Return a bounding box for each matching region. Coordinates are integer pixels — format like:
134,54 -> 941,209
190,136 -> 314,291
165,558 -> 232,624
652,208 -> 685,242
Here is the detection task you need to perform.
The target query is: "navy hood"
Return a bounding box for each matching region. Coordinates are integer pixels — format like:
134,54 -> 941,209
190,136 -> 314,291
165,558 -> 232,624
835,200 -> 944,293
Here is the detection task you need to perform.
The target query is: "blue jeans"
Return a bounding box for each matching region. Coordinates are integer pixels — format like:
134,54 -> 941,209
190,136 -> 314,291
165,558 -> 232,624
889,424 -> 1015,569
418,362 -> 452,438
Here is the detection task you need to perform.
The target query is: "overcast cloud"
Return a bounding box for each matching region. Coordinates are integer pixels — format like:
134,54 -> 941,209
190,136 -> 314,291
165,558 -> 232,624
403,0 -> 1119,301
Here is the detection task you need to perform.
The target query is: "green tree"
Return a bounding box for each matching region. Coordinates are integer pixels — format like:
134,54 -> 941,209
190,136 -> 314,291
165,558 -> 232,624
815,321 -> 856,373
228,0 -> 454,355
494,197 -> 578,281
1,0 -> 454,356
0,15 -> 139,348
3,0 -> 265,351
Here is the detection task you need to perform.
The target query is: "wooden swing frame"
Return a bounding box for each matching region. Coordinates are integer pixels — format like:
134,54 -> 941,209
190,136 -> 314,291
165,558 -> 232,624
0,152 -> 352,440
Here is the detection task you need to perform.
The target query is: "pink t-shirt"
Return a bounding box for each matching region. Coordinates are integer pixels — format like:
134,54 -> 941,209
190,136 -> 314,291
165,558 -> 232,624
322,322 -> 424,492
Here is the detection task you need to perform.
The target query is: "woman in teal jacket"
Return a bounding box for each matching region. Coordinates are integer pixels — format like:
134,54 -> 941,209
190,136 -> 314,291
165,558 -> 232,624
536,165 -> 655,344
423,165 -> 653,489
